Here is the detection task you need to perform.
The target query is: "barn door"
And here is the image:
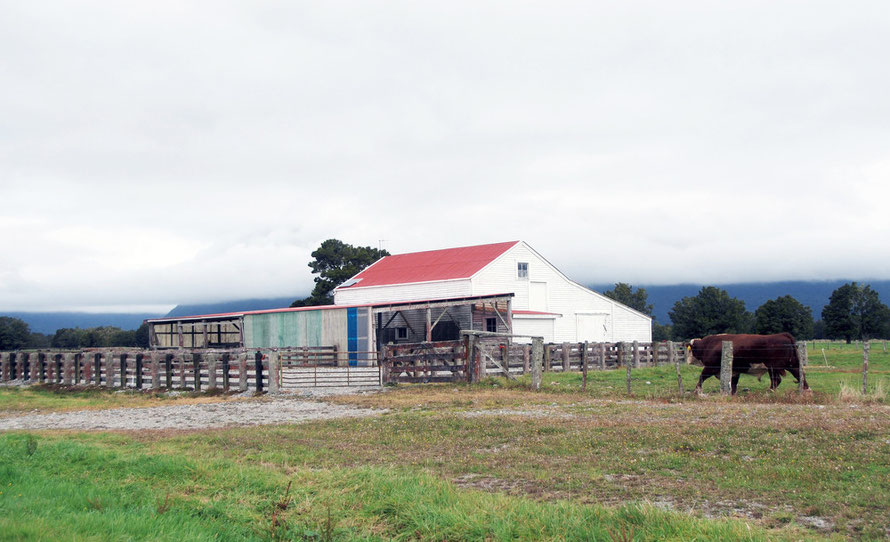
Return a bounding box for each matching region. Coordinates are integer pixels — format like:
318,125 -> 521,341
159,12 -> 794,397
576,313 -> 609,342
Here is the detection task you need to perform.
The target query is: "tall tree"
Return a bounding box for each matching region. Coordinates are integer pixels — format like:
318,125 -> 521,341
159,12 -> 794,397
754,295 -> 814,339
822,282 -> 890,343
602,283 -> 653,315
291,239 -> 390,307
668,286 -> 751,340
0,317 -> 31,350
51,327 -> 87,348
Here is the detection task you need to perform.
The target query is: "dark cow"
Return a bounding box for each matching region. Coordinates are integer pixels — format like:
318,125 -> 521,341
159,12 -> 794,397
687,333 -> 808,394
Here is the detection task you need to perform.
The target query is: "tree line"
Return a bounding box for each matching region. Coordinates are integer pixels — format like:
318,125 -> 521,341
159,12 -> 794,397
0,318 -> 149,351
603,281 -> 890,342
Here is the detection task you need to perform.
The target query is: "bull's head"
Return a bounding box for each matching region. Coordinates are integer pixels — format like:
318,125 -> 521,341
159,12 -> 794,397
685,339 -> 703,366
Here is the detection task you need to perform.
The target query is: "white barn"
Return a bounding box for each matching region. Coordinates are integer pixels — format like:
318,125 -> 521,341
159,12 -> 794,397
334,241 -> 652,344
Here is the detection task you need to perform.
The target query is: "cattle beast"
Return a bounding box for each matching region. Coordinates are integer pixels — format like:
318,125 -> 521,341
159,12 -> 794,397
687,333 -> 808,394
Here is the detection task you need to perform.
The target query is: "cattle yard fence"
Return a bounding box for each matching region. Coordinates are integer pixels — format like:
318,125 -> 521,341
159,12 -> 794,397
0,347 -> 381,392
381,335 -> 687,386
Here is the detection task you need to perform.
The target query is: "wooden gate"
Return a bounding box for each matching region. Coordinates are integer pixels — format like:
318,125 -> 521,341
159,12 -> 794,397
381,341 -> 467,383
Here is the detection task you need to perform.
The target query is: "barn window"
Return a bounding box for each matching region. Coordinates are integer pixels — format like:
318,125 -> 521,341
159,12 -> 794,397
485,317 -> 497,333
396,327 -> 408,340
517,262 -> 528,279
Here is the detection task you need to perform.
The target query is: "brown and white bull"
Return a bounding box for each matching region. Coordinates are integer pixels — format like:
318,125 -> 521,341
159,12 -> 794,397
686,333 -> 808,394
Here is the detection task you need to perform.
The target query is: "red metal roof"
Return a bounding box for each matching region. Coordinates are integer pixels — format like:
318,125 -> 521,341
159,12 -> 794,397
339,241 -> 520,289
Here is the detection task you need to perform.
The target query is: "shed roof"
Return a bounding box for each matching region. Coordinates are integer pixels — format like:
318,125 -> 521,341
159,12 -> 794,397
336,241 -> 519,289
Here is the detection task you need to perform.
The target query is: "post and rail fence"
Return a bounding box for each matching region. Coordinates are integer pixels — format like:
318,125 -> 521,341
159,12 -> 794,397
0,347 -> 380,392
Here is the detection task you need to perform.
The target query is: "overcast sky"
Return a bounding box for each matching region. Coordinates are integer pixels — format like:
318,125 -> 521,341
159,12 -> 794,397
2,1 -> 889,313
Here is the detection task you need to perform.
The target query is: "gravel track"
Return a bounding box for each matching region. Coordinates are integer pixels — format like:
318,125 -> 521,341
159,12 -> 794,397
0,387 -> 386,432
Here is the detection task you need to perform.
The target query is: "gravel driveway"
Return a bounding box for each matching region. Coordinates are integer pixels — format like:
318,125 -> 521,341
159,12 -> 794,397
0,388 -> 386,432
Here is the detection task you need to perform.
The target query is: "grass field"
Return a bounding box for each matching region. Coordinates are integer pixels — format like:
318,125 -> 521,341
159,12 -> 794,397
0,342 -> 887,541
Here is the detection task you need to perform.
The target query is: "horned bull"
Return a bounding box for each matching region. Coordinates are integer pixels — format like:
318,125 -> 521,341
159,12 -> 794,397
686,333 -> 808,394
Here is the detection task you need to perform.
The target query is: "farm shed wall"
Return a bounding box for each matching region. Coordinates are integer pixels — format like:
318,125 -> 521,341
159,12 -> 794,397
149,306 -> 375,365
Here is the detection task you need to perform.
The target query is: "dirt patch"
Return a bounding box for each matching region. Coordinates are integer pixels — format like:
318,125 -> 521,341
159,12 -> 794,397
0,390 -> 386,432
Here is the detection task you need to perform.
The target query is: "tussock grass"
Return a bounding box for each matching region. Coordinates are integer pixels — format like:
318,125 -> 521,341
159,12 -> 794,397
837,380 -> 887,403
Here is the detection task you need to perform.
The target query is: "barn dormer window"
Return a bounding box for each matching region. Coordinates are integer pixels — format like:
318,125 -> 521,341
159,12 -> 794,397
517,262 -> 528,279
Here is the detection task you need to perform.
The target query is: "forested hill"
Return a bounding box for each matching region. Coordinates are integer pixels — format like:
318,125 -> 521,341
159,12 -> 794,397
590,280 -> 890,324
1,312 -> 163,335
164,297 -> 300,318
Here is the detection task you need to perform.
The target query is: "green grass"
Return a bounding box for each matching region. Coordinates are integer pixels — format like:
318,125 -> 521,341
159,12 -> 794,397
0,432 -> 818,541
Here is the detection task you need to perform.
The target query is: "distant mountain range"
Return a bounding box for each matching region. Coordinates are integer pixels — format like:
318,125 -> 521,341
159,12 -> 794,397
163,297 -> 299,318
5,281 -> 890,335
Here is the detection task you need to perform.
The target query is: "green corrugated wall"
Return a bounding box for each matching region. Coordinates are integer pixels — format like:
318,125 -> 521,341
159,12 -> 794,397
244,310 -> 330,348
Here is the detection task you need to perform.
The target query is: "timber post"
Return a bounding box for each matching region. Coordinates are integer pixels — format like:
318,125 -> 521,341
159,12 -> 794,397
164,354 -> 173,389
150,352 -> 160,390
178,352 -> 187,389
16,352 -> 25,380
543,345 -> 551,372
135,353 -> 144,389
633,341 -> 640,369
531,337 -> 543,391
106,352 -> 116,387
465,334 -> 476,383
81,352 -> 92,384
796,342 -> 807,393
599,342 -> 606,370
238,353 -> 249,392
581,342 -> 589,391
268,350 -> 280,394
208,353 -> 219,390
254,351 -> 264,393
625,358 -> 632,395
120,353 -> 128,388
720,341 -> 733,395
63,353 -> 74,386
193,352 -> 202,391
863,342 -> 870,395
562,343 -> 570,371
523,345 -> 530,374
670,341 -> 682,393
0,352 -> 8,382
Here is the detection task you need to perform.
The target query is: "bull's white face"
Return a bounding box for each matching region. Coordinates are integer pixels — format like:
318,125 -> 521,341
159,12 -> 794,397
686,340 -> 703,366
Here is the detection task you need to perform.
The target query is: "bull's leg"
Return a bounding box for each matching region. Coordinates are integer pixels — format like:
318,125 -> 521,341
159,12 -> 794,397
768,369 -> 783,390
731,373 -> 740,395
695,367 -> 719,393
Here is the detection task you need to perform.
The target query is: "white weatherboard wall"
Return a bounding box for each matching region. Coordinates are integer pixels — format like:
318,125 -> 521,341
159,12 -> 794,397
334,279 -> 473,306
471,242 -> 651,343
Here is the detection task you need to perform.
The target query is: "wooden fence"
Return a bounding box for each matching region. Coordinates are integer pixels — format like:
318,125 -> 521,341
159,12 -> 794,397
0,347 -> 381,391
381,339 -> 686,384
